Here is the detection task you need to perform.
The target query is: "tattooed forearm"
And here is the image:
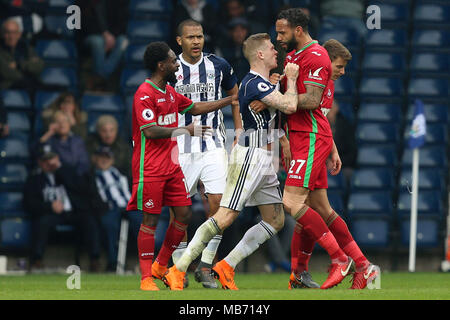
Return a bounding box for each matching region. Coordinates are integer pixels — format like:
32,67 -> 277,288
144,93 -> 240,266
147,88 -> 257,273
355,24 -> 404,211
261,79 -> 298,115
297,85 -> 323,110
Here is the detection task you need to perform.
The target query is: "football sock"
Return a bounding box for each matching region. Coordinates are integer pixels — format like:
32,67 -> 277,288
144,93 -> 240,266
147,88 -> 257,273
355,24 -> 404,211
156,219 -> 187,266
200,234 -> 223,267
176,217 -> 221,272
296,228 -> 315,273
328,215 -> 368,268
224,221 -> 276,269
137,224 -> 156,280
296,207 -> 347,262
290,223 -> 302,271
172,241 -> 187,265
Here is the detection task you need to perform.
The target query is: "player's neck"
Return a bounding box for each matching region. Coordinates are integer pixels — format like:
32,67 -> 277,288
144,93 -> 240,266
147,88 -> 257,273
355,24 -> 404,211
148,76 -> 167,91
250,63 -> 270,81
296,35 -> 314,53
181,52 -> 202,65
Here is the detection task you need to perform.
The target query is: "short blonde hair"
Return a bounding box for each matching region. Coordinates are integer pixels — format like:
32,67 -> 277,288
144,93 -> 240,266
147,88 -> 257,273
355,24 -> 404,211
323,39 -> 352,62
243,33 -> 271,63
96,114 -> 118,132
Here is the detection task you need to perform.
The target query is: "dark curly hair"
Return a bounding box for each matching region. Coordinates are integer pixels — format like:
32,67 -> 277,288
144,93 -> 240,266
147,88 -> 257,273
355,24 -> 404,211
277,8 -> 309,32
143,41 -> 171,72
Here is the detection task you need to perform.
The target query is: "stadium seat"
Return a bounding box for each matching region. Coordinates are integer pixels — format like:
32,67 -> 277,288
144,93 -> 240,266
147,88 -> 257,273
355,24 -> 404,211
357,103 -> 402,123
35,39 -> 78,67
355,123 -> 400,145
347,191 -> 393,218
34,90 -> 63,112
0,192 -> 25,218
6,112 -> 31,133
0,218 -> 31,249
400,218 -> 440,248
81,93 -> 125,113
364,29 -> 408,51
318,27 -> 361,49
411,29 -> 450,51
0,164 -> 28,192
356,144 -> 398,168
399,168 -> 445,195
125,44 -> 147,67
47,0 -> 74,14
408,78 -> 449,100
401,146 -> 447,168
361,52 -> 406,76
40,67 -> 78,90
0,90 -> 32,112
350,218 -> 390,248
369,1 -> 410,29
413,4 -> 450,28
409,53 -> 449,78
44,15 -> 75,38
333,76 -> 355,98
359,77 -> 404,98
327,171 -> 346,192
344,50 -> 359,73
403,123 -> 448,146
129,0 -> 173,19
350,168 -> 395,191
127,20 -> 169,43
406,103 -> 449,124
0,134 -> 30,163
120,68 -> 151,95
396,190 -> 443,218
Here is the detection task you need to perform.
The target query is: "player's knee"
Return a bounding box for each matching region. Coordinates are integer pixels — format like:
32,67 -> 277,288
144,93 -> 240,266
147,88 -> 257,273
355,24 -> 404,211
173,207 -> 192,225
213,207 -> 238,231
142,212 -> 159,227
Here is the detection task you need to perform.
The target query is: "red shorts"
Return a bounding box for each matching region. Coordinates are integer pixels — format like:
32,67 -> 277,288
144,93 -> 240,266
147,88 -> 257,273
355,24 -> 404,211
126,167 -> 191,214
285,131 -> 333,191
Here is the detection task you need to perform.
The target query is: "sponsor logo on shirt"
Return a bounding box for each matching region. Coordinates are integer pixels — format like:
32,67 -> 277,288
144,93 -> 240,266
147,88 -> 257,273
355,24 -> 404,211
140,96 -> 150,101
175,83 -> 215,95
308,67 -> 323,81
158,112 -> 177,126
157,98 -> 166,103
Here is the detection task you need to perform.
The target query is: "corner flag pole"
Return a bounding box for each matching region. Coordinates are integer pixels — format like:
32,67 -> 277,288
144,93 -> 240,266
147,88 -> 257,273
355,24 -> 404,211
408,147 -> 419,272
407,99 -> 426,273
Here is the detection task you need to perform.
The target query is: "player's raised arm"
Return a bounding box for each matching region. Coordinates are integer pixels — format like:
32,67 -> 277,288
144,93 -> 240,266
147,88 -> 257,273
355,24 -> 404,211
187,94 -> 237,115
260,62 -> 299,114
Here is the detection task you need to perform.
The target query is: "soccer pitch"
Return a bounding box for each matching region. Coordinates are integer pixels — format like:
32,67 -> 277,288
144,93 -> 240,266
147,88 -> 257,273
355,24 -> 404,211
0,272 -> 449,300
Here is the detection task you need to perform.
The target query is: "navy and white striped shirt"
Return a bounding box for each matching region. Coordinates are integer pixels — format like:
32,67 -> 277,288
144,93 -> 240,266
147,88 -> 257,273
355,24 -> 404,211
238,71 -> 284,148
95,167 -> 131,210
174,52 -> 237,153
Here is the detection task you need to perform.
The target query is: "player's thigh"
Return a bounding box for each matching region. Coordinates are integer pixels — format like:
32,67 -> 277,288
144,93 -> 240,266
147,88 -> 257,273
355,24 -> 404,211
282,184 -> 310,217
207,193 -> 222,217
200,148 -> 228,196
128,177 -> 165,215
257,203 -> 285,231
170,205 -> 192,225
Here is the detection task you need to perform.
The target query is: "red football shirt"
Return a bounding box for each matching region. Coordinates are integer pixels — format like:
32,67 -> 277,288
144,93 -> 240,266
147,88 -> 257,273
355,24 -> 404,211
283,40 -> 333,137
131,79 -> 194,182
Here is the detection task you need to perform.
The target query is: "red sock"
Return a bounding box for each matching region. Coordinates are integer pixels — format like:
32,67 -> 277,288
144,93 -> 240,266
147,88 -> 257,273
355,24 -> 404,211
329,215 -> 368,268
290,223 -> 301,271
138,224 -> 156,280
297,207 -> 346,262
156,219 -> 187,266
296,228 -> 315,273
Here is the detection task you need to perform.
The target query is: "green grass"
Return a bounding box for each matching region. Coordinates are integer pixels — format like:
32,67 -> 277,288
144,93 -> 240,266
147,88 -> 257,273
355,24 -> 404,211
0,272 -> 449,300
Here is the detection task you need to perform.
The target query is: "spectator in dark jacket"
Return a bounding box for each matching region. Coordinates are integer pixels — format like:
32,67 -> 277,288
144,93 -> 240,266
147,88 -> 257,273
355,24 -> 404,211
0,18 -> 44,90
39,111 -> 90,176
24,144 -> 108,272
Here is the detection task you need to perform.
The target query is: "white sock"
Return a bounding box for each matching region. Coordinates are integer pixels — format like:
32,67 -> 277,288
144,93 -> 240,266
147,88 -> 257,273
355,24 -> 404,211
200,235 -> 223,266
172,241 -> 187,265
176,218 -> 220,272
224,221 -> 276,269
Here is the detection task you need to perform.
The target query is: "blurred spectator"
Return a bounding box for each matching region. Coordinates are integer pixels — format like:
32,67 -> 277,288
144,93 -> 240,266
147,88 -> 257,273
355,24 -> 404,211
76,0 -> 129,89
24,144 -> 107,272
41,92 -> 88,141
320,0 -> 367,38
92,146 -> 131,272
172,0 -> 218,53
0,98 -> 9,138
39,111 -> 90,176
0,18 -> 44,90
215,17 -> 250,83
85,114 -> 132,181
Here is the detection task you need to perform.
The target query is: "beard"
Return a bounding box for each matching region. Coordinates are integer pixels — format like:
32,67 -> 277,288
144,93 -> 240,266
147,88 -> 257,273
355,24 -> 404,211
166,71 -> 177,84
286,36 -> 298,52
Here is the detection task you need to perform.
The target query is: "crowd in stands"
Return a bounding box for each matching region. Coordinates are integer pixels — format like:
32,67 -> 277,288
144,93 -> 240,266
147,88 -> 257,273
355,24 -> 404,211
0,0 -> 448,273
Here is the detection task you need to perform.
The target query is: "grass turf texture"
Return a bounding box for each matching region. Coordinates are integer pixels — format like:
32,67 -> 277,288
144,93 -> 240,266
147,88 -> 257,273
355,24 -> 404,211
0,272 -> 449,300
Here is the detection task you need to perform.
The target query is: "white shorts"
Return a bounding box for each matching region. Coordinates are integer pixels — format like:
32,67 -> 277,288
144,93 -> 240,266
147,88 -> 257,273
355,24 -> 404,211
220,144 -> 282,212
178,148 -> 228,196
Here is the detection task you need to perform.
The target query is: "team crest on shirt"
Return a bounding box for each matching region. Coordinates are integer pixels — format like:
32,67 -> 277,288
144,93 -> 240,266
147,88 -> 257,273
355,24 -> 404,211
207,72 -> 215,80
142,109 -> 154,121
170,93 -> 175,103
327,88 -> 332,97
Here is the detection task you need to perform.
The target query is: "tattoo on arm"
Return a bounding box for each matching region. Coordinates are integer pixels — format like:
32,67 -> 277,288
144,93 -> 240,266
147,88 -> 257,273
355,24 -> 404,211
261,90 -> 297,114
298,85 -> 324,110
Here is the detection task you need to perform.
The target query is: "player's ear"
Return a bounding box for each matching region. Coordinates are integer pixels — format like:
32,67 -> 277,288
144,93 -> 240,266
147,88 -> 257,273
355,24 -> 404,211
176,36 -> 182,46
295,26 -> 304,37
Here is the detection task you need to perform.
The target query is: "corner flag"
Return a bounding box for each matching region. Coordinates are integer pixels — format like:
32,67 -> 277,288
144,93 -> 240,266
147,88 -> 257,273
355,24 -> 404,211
408,99 -> 426,149
408,99 -> 426,272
